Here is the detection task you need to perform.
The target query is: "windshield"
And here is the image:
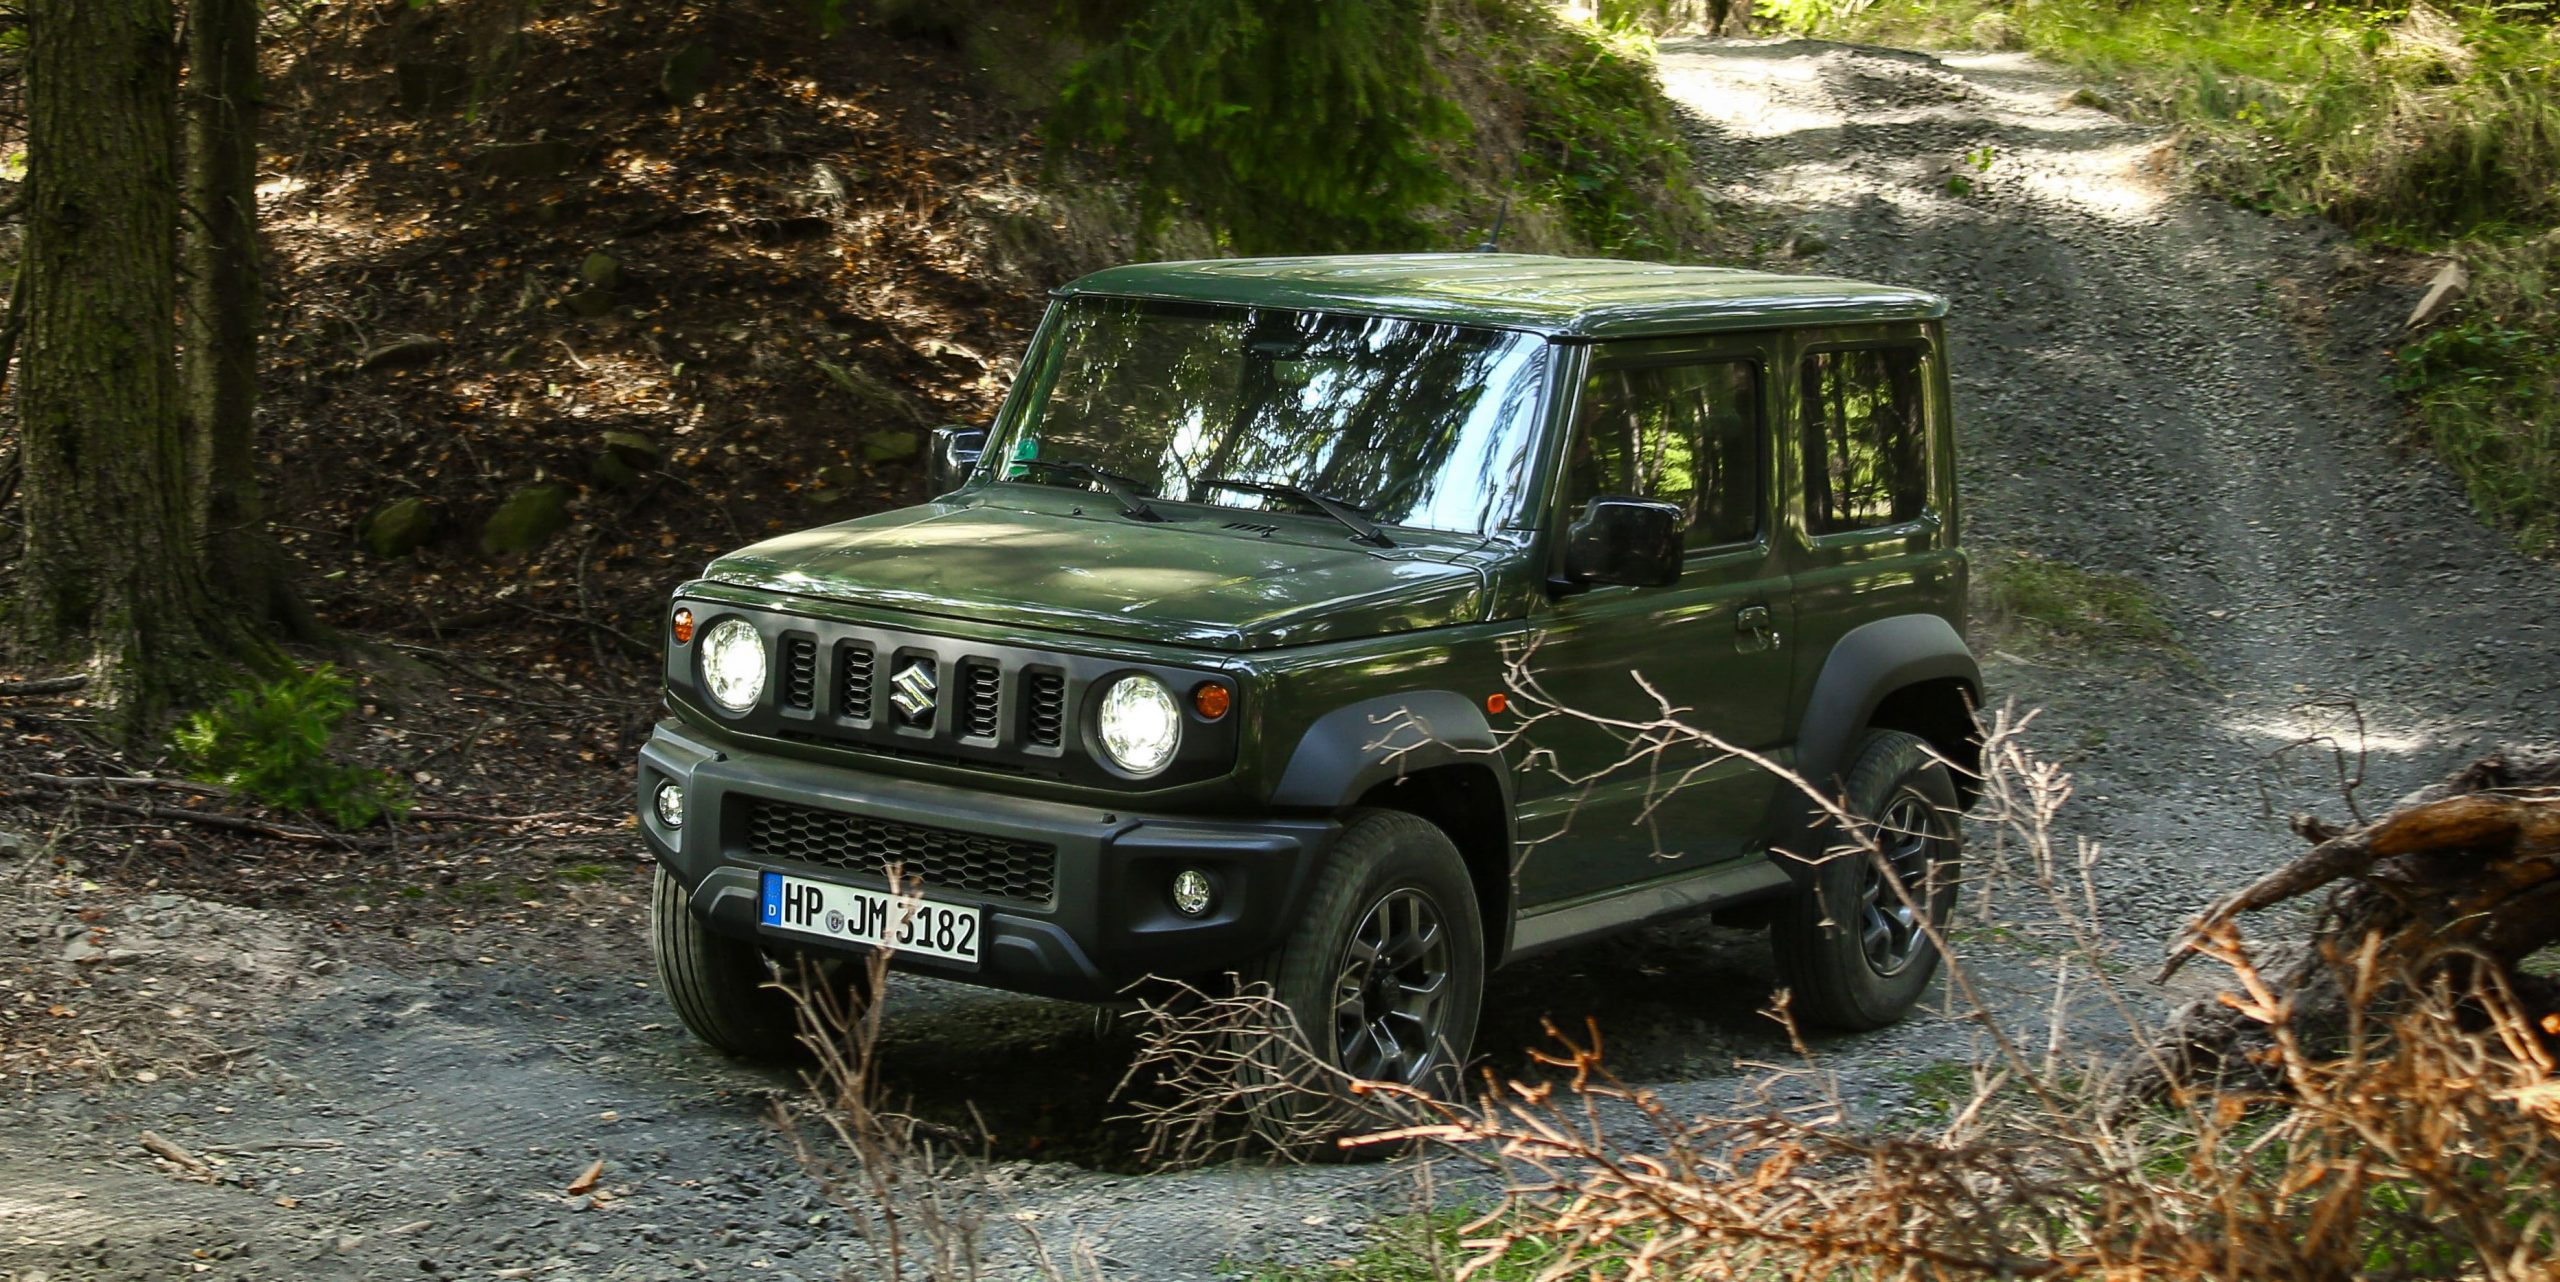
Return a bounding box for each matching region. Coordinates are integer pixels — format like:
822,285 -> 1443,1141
985,297 -> 1551,536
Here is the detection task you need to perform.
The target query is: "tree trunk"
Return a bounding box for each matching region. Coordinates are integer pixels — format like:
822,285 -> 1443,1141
183,0 -> 311,636
17,0 -> 208,737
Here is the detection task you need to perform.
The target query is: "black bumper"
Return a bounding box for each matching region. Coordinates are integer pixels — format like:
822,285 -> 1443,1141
637,720 -> 1337,1001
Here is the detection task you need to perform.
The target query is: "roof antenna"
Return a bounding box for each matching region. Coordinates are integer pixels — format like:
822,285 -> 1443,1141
1471,197 -> 1510,254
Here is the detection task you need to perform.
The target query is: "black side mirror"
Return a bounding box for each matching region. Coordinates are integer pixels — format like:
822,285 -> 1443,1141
928,426 -> 986,494
1561,496 -> 1684,590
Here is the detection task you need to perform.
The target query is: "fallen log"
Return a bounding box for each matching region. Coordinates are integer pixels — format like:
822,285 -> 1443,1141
2129,751 -> 2560,1099
0,674 -> 90,697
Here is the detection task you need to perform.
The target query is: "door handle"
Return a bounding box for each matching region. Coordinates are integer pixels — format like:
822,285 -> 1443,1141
1735,604 -> 1779,652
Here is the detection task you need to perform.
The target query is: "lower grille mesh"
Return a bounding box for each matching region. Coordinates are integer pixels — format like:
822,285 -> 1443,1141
745,798 -> 1057,905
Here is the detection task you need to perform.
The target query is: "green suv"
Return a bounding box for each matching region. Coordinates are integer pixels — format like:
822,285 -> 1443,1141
639,254 -> 1980,1087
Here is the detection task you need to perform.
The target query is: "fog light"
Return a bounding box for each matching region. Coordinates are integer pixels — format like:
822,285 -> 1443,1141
1170,868 -> 1214,918
654,782 -> 686,829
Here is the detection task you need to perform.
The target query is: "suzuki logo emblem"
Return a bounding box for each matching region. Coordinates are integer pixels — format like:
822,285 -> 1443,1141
888,659 -> 937,725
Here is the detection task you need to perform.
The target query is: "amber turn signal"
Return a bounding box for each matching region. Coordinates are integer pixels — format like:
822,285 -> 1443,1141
1192,682 -> 1231,720
671,608 -> 695,645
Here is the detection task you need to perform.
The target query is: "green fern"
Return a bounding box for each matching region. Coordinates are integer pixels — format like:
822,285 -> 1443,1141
172,665 -> 410,831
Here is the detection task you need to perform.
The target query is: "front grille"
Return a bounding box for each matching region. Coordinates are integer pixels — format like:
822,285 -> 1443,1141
780,636 -> 817,710
669,601 -> 1235,786
745,798 -> 1057,905
837,644 -> 876,721
1024,669 -> 1065,747
960,660 -> 1001,739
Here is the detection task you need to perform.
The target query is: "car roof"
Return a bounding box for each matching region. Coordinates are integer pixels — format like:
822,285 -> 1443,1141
1053,253 -> 1947,340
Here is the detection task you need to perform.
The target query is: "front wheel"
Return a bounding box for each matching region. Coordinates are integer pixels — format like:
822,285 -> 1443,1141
650,866 -> 801,1060
1770,729 -> 1963,1031
1246,809 -> 1485,1120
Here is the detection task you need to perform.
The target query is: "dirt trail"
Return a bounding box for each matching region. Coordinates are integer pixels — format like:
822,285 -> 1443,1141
6,39 -> 2557,1282
1653,36 -> 2557,942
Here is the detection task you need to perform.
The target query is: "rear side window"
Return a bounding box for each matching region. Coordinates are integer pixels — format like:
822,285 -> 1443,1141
1565,359 -> 1761,548
1799,346 -> 1930,535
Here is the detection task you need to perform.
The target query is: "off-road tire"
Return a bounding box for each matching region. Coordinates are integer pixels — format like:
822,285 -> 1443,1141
1771,729 -> 1962,1031
1243,808 -> 1484,1135
651,866 -> 801,1060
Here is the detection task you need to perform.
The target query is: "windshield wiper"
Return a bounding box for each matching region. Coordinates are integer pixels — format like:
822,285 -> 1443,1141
1008,459 -> 1163,523
1198,477 -> 1393,548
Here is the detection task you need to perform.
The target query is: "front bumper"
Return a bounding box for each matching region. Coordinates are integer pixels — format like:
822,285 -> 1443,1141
637,720 -> 1336,1000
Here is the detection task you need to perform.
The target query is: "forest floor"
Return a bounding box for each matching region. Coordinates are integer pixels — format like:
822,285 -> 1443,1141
5,36 -> 2560,1282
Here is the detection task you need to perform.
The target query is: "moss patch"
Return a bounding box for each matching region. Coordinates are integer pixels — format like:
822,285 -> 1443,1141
1975,550 -> 2190,667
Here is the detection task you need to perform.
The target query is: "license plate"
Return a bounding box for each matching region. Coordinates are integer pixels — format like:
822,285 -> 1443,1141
758,871 -> 982,966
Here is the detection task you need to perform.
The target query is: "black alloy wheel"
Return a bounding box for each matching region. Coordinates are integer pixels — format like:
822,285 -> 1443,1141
1246,807 -> 1485,1138
1330,886 -> 1460,1084
1771,729 -> 1964,1031
1857,791 -> 1943,979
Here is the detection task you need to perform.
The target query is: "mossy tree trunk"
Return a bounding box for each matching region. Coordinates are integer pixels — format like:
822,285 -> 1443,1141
17,0 -> 230,739
183,0 -> 312,638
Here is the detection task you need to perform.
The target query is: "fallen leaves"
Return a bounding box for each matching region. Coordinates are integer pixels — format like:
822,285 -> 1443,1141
566,1158 -> 605,1195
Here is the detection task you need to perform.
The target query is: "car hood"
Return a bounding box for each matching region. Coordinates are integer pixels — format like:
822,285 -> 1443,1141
698,500 -> 1491,650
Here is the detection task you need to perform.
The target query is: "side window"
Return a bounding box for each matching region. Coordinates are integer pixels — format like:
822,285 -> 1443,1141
1799,346 -> 1931,535
1565,359 -> 1761,549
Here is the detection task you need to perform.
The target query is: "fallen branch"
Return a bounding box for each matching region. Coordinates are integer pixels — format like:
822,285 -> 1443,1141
200,1139 -> 346,1155
139,1130 -> 212,1177
0,674 -> 90,697
30,773 -> 228,797
403,807 -> 617,826
43,792 -> 354,847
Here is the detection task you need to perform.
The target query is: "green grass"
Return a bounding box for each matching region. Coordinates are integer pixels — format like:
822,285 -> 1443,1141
1782,0 -> 2560,556
1974,550 -> 2189,665
1234,1211 -> 1565,1282
1898,1058 -> 1979,1118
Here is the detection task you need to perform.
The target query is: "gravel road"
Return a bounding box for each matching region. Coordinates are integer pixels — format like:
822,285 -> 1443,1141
5,37 -> 2555,1282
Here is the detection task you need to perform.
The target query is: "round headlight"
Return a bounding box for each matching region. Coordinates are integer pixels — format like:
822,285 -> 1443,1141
1096,674 -> 1181,776
699,618 -> 767,713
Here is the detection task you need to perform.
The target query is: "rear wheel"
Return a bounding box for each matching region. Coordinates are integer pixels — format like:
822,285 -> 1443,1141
1246,809 -> 1485,1127
650,866 -> 802,1060
1770,730 -> 1962,1031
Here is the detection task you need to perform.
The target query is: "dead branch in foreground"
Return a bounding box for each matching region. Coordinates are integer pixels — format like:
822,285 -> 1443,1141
2136,751 -> 2560,1097
1331,737 -> 2560,1281
1112,978 -> 1392,1168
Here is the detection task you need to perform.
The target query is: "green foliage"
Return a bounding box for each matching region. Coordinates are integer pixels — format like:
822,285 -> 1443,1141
172,665 -> 410,830
1946,143 -> 1995,194
1476,2 -> 1709,255
2391,238 -> 2560,554
1590,0 -> 1723,33
1045,0 -> 1711,257
1051,0 -> 1468,253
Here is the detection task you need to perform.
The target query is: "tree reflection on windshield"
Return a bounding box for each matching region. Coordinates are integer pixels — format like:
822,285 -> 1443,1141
990,297 -> 1550,536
